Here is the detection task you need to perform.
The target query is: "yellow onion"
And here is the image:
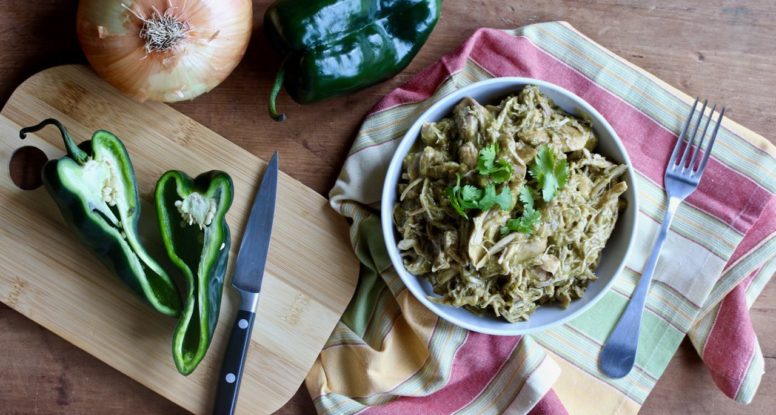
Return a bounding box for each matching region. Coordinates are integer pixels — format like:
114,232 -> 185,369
77,0 -> 252,102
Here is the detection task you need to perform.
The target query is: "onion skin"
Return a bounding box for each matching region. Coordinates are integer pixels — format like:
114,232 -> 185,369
77,0 -> 252,103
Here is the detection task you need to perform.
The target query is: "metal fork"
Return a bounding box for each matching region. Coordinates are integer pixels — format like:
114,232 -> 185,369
599,98 -> 726,378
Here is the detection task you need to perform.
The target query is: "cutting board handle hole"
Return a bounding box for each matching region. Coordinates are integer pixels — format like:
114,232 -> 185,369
10,146 -> 47,190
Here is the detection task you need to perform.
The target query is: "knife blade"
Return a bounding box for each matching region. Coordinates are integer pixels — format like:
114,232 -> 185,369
213,152 -> 278,415
232,152 -> 278,297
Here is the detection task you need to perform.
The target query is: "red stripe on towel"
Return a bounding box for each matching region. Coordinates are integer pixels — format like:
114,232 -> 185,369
528,389 -> 570,415
362,333 -> 521,415
702,271 -> 758,398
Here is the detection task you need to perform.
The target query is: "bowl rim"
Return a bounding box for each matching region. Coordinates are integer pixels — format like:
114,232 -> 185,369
380,76 -> 640,335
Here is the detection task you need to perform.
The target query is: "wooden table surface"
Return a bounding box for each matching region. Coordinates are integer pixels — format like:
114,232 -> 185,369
1,1 -> 774,414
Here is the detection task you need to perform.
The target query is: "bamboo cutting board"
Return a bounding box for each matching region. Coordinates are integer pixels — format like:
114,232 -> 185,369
0,65 -> 359,414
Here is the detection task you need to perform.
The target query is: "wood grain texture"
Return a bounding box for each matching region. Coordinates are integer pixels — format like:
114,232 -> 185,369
0,0 -> 774,414
0,65 -> 358,414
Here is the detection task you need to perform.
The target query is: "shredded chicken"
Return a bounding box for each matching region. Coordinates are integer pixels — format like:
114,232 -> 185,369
393,86 -> 628,322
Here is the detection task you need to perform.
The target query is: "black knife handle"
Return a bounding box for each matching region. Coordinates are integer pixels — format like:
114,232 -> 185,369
213,309 -> 256,415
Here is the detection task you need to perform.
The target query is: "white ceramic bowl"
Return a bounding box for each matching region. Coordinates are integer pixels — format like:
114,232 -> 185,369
380,77 -> 639,335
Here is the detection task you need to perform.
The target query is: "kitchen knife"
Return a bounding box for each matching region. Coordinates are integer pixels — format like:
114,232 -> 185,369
213,152 -> 278,415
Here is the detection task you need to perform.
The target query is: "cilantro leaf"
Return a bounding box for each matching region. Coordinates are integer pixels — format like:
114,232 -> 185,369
460,185 -> 482,209
446,175 -> 468,219
506,209 -> 541,234
519,185 -> 534,208
503,186 -> 541,235
473,184 -> 512,212
489,159 -> 513,183
477,144 -> 514,183
477,144 -> 497,174
477,183 -> 497,211
446,176 -> 513,218
529,145 -> 568,202
495,186 -> 514,211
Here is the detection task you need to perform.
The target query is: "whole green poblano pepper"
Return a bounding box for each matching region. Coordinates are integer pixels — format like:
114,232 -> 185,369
265,0 -> 442,120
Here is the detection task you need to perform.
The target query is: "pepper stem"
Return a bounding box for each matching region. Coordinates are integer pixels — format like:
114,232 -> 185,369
269,58 -> 288,122
20,119 -> 89,164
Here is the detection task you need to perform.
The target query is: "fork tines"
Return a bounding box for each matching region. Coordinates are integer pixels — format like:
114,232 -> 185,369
668,98 -> 726,176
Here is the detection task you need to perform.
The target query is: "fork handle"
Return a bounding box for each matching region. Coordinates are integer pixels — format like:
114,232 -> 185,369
599,197 -> 681,378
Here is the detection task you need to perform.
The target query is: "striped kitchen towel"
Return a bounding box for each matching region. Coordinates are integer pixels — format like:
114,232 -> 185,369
306,21 -> 776,414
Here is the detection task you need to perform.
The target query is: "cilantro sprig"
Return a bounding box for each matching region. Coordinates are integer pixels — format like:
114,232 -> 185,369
446,143 -> 517,219
529,145 -> 568,202
447,143 -> 568,228
477,143 -> 513,183
447,175 -> 512,219
446,142 -> 568,234
501,146 -> 567,235
502,186 -> 542,234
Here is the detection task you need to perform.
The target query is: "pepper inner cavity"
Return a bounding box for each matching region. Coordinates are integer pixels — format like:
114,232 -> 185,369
175,192 -> 216,230
164,183 -> 209,362
78,158 -> 124,229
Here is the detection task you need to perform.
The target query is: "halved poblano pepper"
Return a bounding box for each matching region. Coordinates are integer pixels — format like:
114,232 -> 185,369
20,119 -> 182,317
155,170 -> 233,375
